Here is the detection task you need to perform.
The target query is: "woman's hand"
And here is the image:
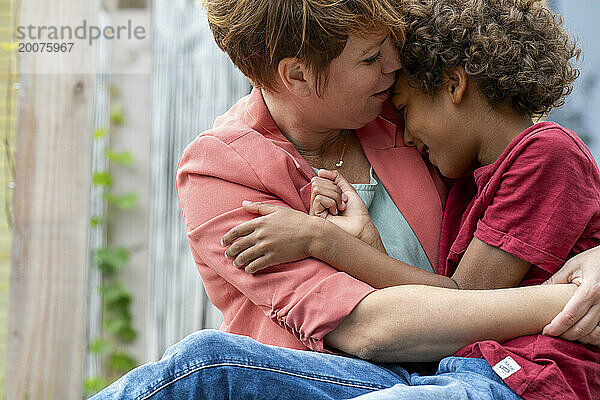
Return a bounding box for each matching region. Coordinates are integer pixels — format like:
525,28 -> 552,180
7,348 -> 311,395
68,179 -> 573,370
312,170 -> 384,251
221,201 -> 325,273
543,245 -> 600,346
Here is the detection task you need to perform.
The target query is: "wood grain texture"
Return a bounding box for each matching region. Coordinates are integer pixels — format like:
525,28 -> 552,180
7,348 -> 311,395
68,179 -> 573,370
5,1 -> 99,398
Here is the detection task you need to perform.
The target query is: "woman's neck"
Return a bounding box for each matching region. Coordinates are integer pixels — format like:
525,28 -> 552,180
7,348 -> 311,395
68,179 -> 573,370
262,89 -> 345,157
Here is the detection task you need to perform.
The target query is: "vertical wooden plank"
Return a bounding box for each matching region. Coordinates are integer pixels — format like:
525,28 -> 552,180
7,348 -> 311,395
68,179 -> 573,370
5,0 -> 99,398
147,0 -> 249,360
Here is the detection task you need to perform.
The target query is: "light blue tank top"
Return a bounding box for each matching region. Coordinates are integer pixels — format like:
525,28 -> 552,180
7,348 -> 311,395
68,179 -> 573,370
314,167 -> 434,272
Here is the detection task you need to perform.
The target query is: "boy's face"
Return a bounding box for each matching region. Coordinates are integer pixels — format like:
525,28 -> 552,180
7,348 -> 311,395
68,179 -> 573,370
391,76 -> 478,179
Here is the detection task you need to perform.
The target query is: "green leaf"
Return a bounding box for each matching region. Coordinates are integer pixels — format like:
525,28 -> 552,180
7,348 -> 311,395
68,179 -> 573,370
107,193 -> 138,210
102,284 -> 132,308
88,338 -> 110,355
94,128 -> 107,139
94,248 -> 129,274
93,171 -> 112,187
109,351 -> 138,373
104,318 -> 128,335
118,326 -> 137,343
110,105 -> 125,126
105,149 -> 133,166
90,216 -> 104,227
84,376 -> 109,397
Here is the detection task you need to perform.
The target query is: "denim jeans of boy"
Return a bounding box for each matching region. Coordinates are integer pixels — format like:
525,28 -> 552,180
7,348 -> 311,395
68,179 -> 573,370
90,329 -> 521,400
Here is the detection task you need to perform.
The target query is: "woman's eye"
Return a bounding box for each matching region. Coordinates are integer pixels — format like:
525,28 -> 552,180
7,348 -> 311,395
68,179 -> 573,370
364,52 -> 382,65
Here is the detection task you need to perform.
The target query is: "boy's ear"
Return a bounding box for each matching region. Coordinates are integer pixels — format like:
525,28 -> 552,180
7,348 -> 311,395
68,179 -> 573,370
277,58 -> 314,97
446,66 -> 468,105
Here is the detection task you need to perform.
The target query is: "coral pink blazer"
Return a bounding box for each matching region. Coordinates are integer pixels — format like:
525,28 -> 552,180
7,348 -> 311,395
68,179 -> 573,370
176,88 -> 446,352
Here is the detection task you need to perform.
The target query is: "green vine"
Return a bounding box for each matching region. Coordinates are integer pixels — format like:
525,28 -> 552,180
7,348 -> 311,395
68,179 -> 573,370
84,103 -> 139,397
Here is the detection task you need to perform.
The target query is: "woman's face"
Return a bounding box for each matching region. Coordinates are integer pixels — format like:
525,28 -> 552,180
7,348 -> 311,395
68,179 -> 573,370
391,77 -> 478,179
308,33 -> 401,130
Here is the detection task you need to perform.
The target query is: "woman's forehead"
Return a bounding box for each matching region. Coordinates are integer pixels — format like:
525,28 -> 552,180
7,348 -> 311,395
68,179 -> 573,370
344,33 -> 388,56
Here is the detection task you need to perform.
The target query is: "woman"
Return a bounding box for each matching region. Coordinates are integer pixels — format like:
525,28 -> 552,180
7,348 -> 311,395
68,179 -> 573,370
91,0 -> 600,398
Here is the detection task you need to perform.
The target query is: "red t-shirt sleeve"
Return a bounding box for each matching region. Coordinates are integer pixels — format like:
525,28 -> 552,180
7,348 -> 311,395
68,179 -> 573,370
474,129 -> 600,274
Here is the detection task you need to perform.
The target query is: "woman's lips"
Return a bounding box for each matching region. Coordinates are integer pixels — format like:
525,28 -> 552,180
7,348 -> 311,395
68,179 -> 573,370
373,88 -> 391,100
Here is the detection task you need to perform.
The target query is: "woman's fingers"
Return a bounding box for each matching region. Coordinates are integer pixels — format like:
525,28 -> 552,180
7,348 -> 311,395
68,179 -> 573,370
310,176 -> 346,216
558,303 -> 600,344
542,284 -> 594,338
318,169 -> 359,201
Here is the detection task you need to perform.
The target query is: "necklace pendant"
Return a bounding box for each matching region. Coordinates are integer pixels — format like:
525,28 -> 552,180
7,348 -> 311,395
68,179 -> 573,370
335,160 -> 344,168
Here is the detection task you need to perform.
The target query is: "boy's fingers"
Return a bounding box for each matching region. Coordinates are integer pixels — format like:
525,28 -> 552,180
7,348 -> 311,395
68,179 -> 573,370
242,200 -> 281,215
233,245 -> 263,269
224,235 -> 256,259
245,255 -> 275,274
221,222 -> 256,246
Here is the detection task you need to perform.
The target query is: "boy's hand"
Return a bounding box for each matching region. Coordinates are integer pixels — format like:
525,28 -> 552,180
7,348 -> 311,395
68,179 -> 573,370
221,201 -> 324,273
543,245 -> 600,346
311,170 -> 382,249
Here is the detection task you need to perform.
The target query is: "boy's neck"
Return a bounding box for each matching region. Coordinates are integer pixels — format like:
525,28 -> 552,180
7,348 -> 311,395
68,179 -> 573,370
477,104 -> 533,167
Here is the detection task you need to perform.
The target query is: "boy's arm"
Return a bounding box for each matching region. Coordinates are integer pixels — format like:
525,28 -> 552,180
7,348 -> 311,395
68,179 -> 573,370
311,220 -> 459,289
325,283 -> 577,362
450,238 -> 531,289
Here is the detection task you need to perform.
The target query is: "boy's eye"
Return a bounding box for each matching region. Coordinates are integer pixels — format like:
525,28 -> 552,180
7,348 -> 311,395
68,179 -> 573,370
364,52 -> 382,65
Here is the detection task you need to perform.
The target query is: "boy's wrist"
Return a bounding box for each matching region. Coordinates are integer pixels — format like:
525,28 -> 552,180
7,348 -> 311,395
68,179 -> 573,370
307,216 -> 329,258
358,220 -> 386,253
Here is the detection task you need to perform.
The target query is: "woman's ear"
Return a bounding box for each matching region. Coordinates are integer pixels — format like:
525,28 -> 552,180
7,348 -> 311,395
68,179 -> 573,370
446,66 -> 468,105
277,58 -> 314,97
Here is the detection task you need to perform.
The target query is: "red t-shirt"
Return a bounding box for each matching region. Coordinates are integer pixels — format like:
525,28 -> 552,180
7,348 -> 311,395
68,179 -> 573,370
439,122 -> 600,400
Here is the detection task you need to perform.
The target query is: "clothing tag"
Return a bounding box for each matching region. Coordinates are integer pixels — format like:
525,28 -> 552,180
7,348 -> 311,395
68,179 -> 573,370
492,356 -> 522,380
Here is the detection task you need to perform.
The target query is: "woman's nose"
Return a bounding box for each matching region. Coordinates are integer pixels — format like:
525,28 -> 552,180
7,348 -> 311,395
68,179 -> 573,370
403,127 -> 416,147
381,37 -> 402,74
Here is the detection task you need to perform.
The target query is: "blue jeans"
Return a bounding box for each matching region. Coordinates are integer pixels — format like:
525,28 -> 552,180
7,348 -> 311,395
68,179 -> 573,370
90,330 -> 522,400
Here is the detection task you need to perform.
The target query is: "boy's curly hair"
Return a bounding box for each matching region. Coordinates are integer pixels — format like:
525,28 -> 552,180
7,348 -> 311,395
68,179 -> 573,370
399,0 -> 581,116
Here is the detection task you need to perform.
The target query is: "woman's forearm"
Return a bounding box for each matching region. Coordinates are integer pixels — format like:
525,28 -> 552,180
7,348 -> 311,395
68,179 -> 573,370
312,220 -> 457,289
325,283 -> 577,362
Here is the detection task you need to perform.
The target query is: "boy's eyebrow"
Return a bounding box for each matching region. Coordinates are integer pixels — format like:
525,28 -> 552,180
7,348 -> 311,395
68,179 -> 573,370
361,37 -> 387,56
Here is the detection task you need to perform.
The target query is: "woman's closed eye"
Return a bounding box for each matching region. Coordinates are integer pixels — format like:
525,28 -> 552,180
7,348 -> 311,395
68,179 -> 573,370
363,51 -> 382,65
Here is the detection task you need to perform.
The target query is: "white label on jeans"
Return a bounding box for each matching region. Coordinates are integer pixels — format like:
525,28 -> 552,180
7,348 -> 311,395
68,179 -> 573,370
492,356 -> 521,380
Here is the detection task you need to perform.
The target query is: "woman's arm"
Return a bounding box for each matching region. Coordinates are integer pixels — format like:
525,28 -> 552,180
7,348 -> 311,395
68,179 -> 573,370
543,245 -> 600,344
326,283 -> 577,362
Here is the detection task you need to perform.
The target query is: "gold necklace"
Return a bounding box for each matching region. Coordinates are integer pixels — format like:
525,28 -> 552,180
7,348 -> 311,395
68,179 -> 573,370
335,130 -> 349,168
245,100 -> 350,168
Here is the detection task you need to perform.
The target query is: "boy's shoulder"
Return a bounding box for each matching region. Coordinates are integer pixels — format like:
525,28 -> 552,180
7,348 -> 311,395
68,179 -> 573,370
509,121 -> 598,172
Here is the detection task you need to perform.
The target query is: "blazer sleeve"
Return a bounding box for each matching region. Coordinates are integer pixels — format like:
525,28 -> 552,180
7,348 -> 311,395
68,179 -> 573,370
176,134 -> 375,352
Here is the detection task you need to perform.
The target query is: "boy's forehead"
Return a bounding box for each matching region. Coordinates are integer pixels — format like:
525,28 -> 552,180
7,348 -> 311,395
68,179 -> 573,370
391,78 -> 408,105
